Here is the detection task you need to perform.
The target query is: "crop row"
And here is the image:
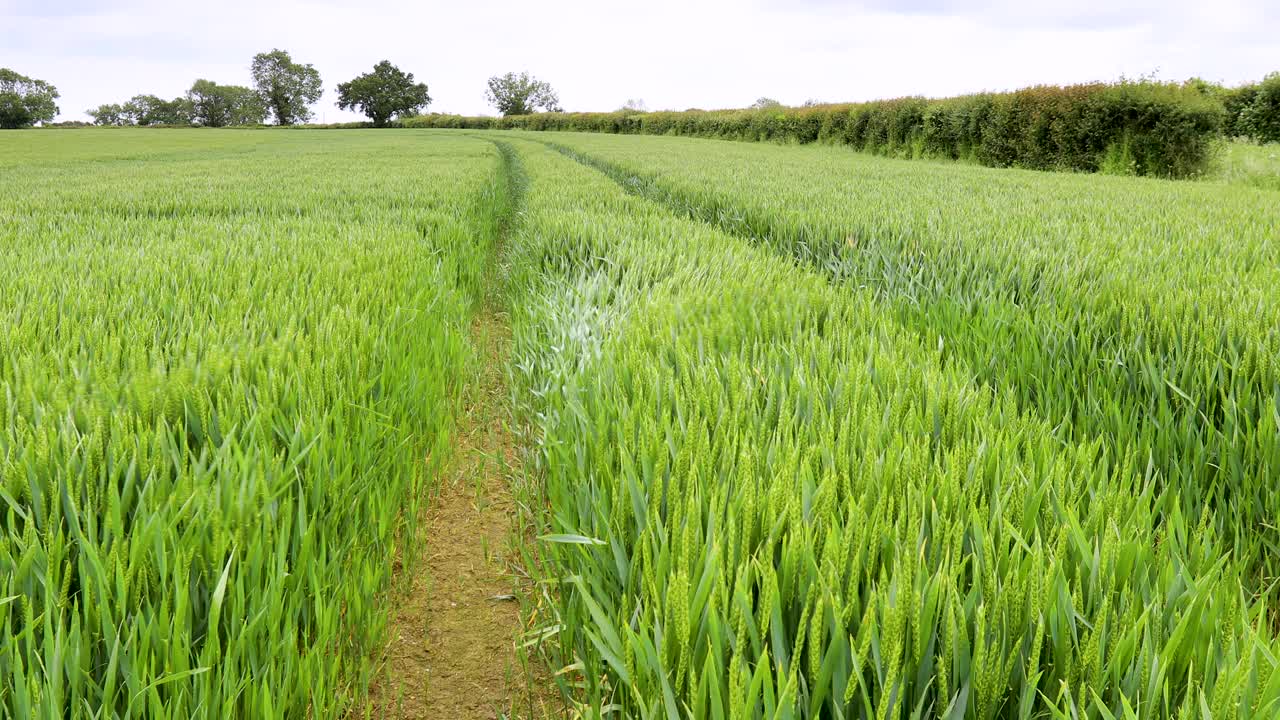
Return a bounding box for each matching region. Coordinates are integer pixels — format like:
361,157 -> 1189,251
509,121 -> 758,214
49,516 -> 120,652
538,132 -> 1280,589
0,131 -> 503,717
500,136 -> 1280,718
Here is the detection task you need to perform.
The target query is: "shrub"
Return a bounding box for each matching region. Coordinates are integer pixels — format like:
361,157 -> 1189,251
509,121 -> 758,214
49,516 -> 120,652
405,81 -> 1226,177
1222,84 -> 1260,138
1240,72 -> 1280,144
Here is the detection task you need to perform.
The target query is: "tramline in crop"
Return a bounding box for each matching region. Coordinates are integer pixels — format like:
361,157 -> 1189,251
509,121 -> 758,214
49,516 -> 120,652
501,135 -> 1280,718
2,127 -> 1276,719
539,131 -> 1280,587
0,129 -> 502,717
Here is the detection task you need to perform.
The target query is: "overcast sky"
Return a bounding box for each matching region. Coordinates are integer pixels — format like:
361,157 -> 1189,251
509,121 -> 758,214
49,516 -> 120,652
3,0 -> 1277,123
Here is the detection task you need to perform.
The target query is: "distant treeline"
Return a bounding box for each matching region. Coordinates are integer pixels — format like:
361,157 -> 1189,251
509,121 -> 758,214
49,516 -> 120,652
88,83 -> 266,127
58,71 -> 1280,178
85,50 -> 326,127
404,77 -> 1278,178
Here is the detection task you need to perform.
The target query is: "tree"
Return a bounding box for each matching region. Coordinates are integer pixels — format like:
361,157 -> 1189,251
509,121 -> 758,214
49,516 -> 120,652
336,61 -> 431,127
619,98 -> 647,113
122,94 -> 191,126
224,85 -> 268,126
485,72 -> 560,116
187,80 -> 231,127
88,103 -> 127,126
251,49 -> 323,125
750,97 -> 782,110
187,80 -> 266,127
122,95 -> 158,125
0,68 -> 59,128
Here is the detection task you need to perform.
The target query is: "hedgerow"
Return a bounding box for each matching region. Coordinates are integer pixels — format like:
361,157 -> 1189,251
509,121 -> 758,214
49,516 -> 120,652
406,81 -> 1225,177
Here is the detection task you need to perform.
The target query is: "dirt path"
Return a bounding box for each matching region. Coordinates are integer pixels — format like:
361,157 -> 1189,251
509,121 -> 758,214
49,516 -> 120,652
367,307 -> 546,719
364,141 -> 555,719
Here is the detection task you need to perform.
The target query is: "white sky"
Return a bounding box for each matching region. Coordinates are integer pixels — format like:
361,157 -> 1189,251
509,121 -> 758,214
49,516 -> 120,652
3,0 -> 1277,123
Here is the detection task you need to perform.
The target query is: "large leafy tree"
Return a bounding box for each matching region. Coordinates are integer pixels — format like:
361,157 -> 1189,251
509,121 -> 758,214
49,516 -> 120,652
224,86 -> 269,126
87,103 -> 127,126
187,80 -> 267,127
0,68 -> 59,128
485,72 -> 560,116
251,49 -> 323,125
336,61 -> 431,127
122,94 -> 191,126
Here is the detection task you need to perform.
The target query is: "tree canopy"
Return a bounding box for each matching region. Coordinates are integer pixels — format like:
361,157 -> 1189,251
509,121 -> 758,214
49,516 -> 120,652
188,80 -> 266,127
121,95 -> 191,126
485,72 -> 560,116
251,49 -> 323,125
336,61 -> 431,127
87,103 -> 127,126
0,68 -> 60,129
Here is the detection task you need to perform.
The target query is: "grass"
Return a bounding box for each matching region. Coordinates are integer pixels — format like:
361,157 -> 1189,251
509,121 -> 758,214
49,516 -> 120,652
2,127 -> 1277,719
0,129 -> 502,717
498,134 -> 1280,718
1212,139 -> 1280,190
533,131 -> 1280,585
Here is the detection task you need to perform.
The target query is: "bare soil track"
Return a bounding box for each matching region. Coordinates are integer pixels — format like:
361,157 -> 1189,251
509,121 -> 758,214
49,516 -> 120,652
367,309 -> 548,719
365,140 -> 559,719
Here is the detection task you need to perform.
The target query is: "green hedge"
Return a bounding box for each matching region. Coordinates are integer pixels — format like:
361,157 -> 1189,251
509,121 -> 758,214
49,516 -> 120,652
405,81 -> 1225,177
1225,73 -> 1280,144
